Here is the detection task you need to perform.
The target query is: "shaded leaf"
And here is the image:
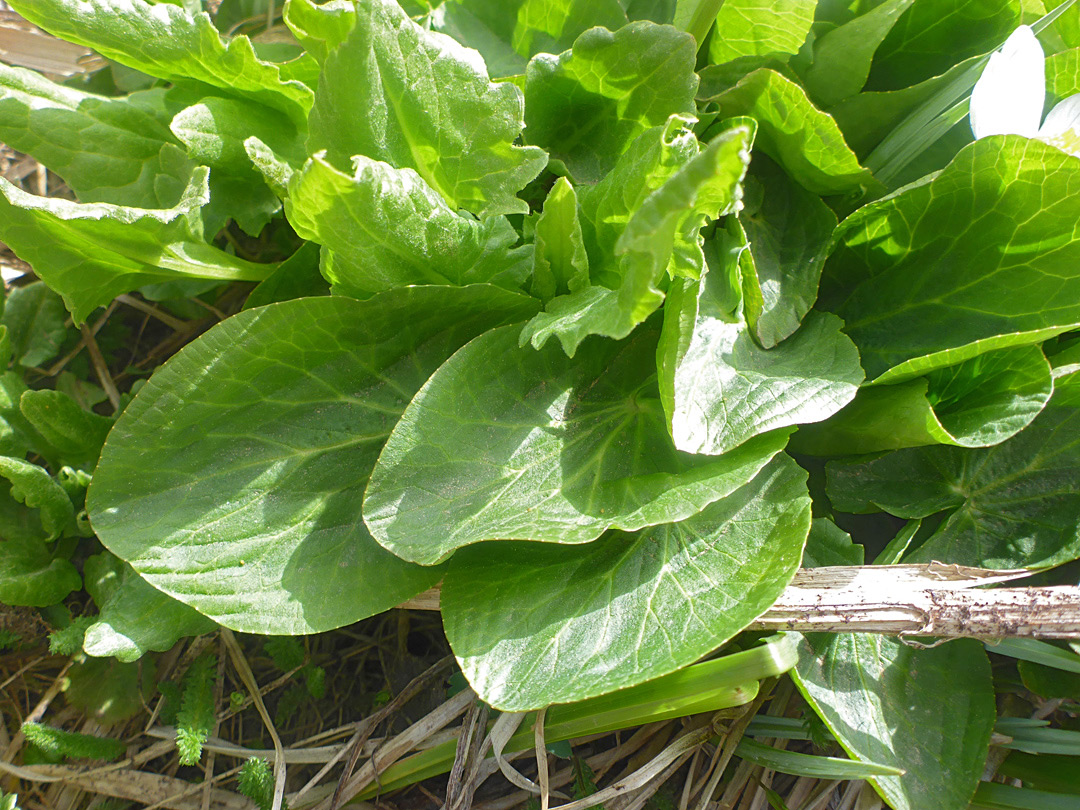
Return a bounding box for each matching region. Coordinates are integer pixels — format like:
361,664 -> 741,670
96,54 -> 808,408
19,389 -> 114,469
793,635 -> 994,810
0,456 -> 74,540
825,375 -> 1080,568
0,529 -> 80,606
1,282 -> 67,368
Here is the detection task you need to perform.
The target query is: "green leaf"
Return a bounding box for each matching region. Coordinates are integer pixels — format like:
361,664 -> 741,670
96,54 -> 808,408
801,517 -> 863,568
706,0 -> 816,65
521,117 -> 753,356
659,261 -> 863,455
441,455 -> 810,709
243,241 -> 328,310
0,456 -> 74,540
0,372 -> 49,460
88,287 -> 539,634
424,0 -> 528,80
82,562 -> 216,663
708,69 -> 876,195
530,176 -> 590,302
7,0 -> 311,125
801,0 -> 916,107
794,344 -> 1055,454
738,156 -> 838,348
825,374 -> 1080,568
734,738 -> 903,779
0,169 -> 273,323
512,0 -> 629,58
19,390 -> 113,469
286,153 -> 530,297
0,64 -> 184,208
793,635 -> 995,810
523,22 -> 698,182
283,0 -> 357,64
821,137 -> 1080,382
1,282 -> 67,368
365,323 -> 790,565
0,529 -> 80,606
307,0 -> 546,218
866,0 -> 1021,91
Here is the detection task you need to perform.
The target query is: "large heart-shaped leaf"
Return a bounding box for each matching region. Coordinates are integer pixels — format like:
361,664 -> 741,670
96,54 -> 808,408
88,286 -> 539,634
442,454 -> 810,710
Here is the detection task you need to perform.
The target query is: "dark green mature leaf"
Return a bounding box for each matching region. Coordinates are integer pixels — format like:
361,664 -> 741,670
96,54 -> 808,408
801,0 -> 915,107
19,390 -> 113,470
365,324 -> 789,565
243,241 -> 328,310
821,137 -> 1080,382
794,344 -> 1054,454
0,456 -> 74,540
531,176 -> 590,302
659,264 -> 863,455
512,0 -> 628,57
706,0 -> 815,65
523,21 -> 698,182
442,454 -> 810,709
866,0 -> 1021,91
83,563 -> 216,663
0,169 -> 273,323
286,154 -> 530,297
88,287 -> 539,634
1,282 -> 67,368
707,69 -> 876,195
826,374 -> 1080,568
0,371 -> 49,460
423,0 -> 527,79
0,64 -> 186,208
521,117 -> 753,356
0,530 -> 80,606
7,0 -> 310,125
739,156 -> 837,348
801,517 -> 863,568
307,0 -> 546,217
793,635 -> 994,810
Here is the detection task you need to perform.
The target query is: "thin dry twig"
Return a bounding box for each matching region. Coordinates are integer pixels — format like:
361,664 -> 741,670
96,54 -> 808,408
80,322 -> 120,410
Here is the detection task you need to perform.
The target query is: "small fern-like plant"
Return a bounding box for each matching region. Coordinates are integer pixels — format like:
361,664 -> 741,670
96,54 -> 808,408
238,757 -> 286,810
175,654 -> 217,766
21,722 -> 124,761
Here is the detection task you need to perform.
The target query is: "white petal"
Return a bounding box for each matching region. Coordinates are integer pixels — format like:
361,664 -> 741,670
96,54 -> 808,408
1038,93 -> 1080,156
969,25 -> 1045,139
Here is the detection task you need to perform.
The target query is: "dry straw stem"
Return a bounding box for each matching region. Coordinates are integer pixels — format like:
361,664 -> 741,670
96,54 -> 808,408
400,564 -> 1080,638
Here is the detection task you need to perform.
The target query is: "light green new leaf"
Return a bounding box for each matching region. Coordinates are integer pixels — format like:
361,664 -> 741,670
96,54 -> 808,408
0,456 -> 74,540
521,119 -> 753,356
794,344 -> 1054,454
0,64 -> 185,208
708,69 -> 876,196
7,0 -> 310,125
308,0 -> 546,218
825,375 -> 1080,569
83,562 -> 216,663
512,0 -> 628,57
739,156 -> 837,348
283,0 -> 356,63
287,154 -> 530,297
801,0 -> 915,107
793,635 -> 994,810
707,0 -> 815,65
531,176 -> 590,302
88,287 -> 539,634
524,21 -> 698,182
1,282 -> 67,368
442,454 -> 810,709
365,323 -> 790,565
821,137 -> 1080,382
19,389 -> 113,470
659,263 -> 863,455
0,169 -> 274,323
0,529 -> 80,607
